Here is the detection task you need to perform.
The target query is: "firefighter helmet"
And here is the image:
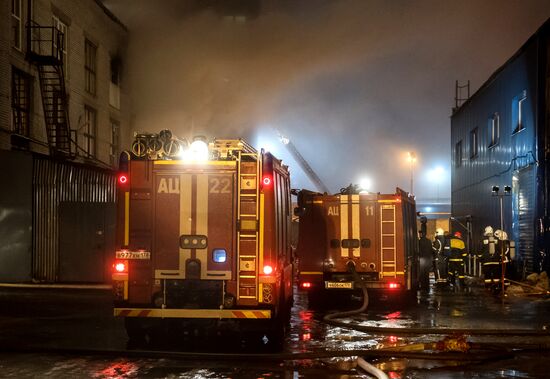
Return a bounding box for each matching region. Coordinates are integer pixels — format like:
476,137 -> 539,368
454,231 -> 462,238
483,226 -> 494,236
435,228 -> 444,236
494,229 -> 503,240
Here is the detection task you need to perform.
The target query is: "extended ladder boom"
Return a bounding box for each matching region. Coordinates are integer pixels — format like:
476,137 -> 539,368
278,132 -> 329,194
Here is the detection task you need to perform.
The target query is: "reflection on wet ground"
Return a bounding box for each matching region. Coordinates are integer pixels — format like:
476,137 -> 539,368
1,282 -> 550,378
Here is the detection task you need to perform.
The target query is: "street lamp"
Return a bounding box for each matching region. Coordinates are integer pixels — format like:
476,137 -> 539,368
492,185 -> 511,297
407,152 -> 416,195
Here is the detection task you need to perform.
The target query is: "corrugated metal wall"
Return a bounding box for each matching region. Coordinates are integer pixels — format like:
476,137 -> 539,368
450,28 -> 544,276
33,157 -> 116,281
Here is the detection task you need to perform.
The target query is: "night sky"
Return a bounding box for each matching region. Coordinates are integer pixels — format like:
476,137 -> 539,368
104,0 -> 550,201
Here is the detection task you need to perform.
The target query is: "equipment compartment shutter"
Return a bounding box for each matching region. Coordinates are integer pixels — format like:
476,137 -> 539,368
514,165 -> 535,273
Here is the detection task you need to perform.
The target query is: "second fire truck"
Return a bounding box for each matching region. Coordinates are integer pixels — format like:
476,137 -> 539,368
296,187 -> 419,306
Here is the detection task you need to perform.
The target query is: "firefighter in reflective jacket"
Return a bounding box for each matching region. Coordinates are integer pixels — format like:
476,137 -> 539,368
494,229 -> 511,290
432,228 -> 448,284
444,231 -> 467,286
479,226 -> 500,288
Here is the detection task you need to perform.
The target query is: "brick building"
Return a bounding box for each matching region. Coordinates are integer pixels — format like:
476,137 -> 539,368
0,0 -> 131,282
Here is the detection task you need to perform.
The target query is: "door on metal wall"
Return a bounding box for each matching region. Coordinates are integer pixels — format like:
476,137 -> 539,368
512,165 -> 535,274
59,202 -> 116,282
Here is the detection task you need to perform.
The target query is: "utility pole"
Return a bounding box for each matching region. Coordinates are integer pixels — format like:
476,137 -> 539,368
492,185 -> 511,297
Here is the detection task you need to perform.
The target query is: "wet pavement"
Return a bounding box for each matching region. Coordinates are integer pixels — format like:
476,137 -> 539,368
1,281 -> 550,378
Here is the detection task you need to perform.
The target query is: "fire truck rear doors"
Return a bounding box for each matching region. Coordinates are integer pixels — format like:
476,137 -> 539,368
324,195 -> 379,271
153,163 -> 236,281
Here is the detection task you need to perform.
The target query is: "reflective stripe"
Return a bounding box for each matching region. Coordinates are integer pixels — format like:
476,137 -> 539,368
114,308 -> 271,319
340,195 -> 348,258
449,259 -> 464,262
351,195 -> 360,257
124,192 -> 129,245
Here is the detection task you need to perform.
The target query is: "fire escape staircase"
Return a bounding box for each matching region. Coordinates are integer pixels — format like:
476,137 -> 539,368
26,21 -> 76,157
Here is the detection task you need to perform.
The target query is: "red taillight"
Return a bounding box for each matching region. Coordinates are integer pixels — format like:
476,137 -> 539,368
118,174 -> 128,185
263,265 -> 273,275
301,282 -> 312,289
388,282 -> 399,289
262,176 -> 272,186
114,261 -> 127,273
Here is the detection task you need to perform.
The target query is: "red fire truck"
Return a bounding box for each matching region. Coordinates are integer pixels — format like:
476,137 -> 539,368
296,187 -> 419,305
112,136 -> 293,344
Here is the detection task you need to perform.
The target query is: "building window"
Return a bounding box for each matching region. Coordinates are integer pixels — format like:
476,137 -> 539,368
512,90 -> 527,134
469,127 -> 478,158
455,140 -> 462,168
11,0 -> 22,50
110,119 -> 120,157
85,39 -> 97,95
83,106 -> 96,157
52,15 -> 68,65
109,57 -> 121,109
11,67 -> 32,136
488,113 -> 499,147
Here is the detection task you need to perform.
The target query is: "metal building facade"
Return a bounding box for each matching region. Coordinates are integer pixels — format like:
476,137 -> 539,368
33,157 -> 116,282
451,19 -> 550,275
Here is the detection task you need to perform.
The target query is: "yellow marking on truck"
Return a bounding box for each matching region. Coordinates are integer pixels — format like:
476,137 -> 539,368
154,160 -> 236,167
114,308 -> 271,319
378,199 -> 398,203
300,271 -> 323,275
382,271 -> 404,276
340,195 -> 349,257
351,194 -> 360,257
239,275 -> 256,279
197,175 -> 209,279
312,200 -> 323,204
259,193 -> 265,272
124,191 -> 129,246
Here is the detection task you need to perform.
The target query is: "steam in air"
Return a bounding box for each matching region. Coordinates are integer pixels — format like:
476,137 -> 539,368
105,0 -> 550,197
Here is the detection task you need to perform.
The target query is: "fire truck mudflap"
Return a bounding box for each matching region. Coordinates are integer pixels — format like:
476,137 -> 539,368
112,136 -> 293,345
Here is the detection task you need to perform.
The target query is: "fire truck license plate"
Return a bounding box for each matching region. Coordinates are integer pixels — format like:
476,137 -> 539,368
116,250 -> 151,259
326,281 -> 353,289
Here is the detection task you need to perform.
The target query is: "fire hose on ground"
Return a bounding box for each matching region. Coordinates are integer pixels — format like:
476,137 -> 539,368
321,261 -> 550,377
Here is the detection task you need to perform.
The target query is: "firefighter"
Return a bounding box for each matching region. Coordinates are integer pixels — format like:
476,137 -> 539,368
432,228 -> 448,285
479,226 -> 500,289
418,217 -> 432,290
445,231 -> 467,288
493,229 -> 511,291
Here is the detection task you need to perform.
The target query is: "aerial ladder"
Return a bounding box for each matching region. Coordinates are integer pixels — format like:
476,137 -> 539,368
277,131 -> 330,194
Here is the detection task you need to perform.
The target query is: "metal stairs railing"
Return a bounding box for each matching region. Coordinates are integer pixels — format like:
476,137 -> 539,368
26,21 -> 76,157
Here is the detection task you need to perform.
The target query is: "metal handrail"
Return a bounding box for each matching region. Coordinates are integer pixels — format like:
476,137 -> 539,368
26,20 -> 64,62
